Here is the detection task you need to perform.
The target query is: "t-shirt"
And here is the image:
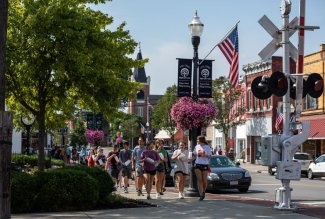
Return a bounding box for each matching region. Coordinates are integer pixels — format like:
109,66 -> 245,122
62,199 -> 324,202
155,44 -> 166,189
119,149 -> 132,168
107,151 -> 119,169
193,144 -> 212,165
173,149 -> 189,174
133,145 -> 146,166
141,150 -> 160,171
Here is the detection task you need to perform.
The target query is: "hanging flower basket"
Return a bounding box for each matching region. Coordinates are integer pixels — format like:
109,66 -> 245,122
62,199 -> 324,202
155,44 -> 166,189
170,97 -> 217,130
84,130 -> 104,145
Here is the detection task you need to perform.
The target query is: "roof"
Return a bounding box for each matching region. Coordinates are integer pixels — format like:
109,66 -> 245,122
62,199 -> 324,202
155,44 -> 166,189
133,50 -> 147,83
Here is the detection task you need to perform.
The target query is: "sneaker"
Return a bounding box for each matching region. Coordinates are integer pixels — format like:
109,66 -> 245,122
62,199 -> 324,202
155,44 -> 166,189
202,192 -> 205,200
140,190 -> 145,196
159,192 -> 164,195
147,194 -> 151,200
124,187 -> 128,193
162,188 -> 166,192
137,190 -> 141,196
156,193 -> 161,199
181,192 -> 185,199
178,192 -> 183,199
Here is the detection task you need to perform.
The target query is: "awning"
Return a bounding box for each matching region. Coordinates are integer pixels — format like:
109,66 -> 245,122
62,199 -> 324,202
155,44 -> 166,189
298,114 -> 325,139
154,130 -> 171,139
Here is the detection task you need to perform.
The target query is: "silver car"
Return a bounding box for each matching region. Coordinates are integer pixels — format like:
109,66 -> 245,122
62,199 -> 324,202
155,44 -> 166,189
293,152 -> 313,174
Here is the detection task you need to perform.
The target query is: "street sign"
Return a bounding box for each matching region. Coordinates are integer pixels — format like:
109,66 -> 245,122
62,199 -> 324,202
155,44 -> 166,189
258,15 -> 298,62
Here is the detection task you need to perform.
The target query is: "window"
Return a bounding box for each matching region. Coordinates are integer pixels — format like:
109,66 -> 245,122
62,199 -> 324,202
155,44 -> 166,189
137,107 -> 143,117
266,98 -> 271,109
303,95 -> 317,110
254,97 -> 258,111
260,99 -> 264,111
247,90 -> 252,111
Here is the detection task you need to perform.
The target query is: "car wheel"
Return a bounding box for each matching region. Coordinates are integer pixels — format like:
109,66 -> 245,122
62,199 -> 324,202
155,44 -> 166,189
238,187 -> 249,192
268,166 -> 275,176
308,169 -> 314,180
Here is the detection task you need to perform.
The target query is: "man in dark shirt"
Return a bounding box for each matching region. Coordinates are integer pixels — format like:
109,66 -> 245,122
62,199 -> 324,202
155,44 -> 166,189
106,145 -> 120,189
119,141 -> 132,193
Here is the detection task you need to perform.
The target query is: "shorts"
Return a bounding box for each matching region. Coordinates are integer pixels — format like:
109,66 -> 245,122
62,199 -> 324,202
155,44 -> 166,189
144,170 -> 156,176
194,164 -> 209,171
174,171 -> 188,176
121,167 -> 132,178
135,165 -> 143,177
109,168 -> 120,179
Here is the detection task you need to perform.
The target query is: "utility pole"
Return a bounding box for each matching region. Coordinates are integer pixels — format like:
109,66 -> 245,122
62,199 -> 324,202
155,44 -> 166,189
0,0 -> 13,218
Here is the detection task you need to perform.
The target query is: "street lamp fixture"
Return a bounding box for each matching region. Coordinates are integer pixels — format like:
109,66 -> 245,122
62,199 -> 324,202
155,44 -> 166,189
186,11 -> 204,197
21,113 -> 35,155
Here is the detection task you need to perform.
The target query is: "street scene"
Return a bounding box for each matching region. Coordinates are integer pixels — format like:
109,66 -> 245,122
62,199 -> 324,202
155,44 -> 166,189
1,0 -> 325,218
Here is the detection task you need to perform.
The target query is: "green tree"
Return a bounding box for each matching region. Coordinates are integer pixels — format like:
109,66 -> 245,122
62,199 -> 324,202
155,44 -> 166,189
151,85 -> 178,145
119,113 -> 141,148
6,0 -> 145,170
70,119 -> 87,147
212,77 -> 246,154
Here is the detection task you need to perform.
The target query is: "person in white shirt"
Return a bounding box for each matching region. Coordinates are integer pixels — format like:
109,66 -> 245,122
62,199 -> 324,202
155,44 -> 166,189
193,136 -> 212,201
171,141 -> 190,199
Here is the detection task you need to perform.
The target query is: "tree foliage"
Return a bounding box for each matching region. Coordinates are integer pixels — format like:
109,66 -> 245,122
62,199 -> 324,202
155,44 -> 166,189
151,85 -> 178,141
212,77 -> 246,152
6,0 -> 146,170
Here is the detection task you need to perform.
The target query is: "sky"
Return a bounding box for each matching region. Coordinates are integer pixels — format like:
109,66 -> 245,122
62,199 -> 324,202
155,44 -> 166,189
91,0 -> 325,95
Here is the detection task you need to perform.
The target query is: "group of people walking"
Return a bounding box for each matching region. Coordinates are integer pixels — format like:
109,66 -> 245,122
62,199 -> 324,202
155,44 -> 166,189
88,135 -> 212,201
130,135 -> 212,201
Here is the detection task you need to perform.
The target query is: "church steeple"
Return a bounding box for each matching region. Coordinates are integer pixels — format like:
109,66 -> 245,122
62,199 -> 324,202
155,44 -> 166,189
133,43 -> 147,83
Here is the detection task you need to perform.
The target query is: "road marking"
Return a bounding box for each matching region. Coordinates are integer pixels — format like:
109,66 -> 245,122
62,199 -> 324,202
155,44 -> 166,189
252,184 -> 279,186
298,201 -> 325,205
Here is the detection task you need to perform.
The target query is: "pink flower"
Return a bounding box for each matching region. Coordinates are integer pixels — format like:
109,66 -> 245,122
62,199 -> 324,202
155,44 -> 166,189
84,130 -> 104,144
170,97 -> 217,130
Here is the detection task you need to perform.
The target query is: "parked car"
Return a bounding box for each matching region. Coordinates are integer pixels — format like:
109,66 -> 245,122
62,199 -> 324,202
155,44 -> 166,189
207,155 -> 251,192
268,152 -> 313,176
308,154 -> 325,179
293,152 -> 313,175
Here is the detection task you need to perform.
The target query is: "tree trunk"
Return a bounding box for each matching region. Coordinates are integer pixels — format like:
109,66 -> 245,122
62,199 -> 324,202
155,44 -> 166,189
0,112 -> 12,219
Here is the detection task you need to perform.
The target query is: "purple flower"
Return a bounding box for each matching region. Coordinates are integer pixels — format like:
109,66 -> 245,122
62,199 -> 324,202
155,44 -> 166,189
84,130 -> 104,144
170,97 -> 217,130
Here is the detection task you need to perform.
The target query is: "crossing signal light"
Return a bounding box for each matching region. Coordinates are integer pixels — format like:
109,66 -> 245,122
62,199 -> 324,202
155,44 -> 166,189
251,71 -> 288,100
252,72 -> 324,100
306,73 -> 324,98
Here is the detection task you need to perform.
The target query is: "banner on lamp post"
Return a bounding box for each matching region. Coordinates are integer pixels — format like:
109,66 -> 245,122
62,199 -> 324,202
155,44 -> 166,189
177,58 -> 192,97
198,60 -> 213,98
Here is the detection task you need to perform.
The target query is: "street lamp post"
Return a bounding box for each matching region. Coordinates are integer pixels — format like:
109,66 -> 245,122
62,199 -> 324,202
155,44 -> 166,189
186,11 -> 204,197
21,114 -> 35,155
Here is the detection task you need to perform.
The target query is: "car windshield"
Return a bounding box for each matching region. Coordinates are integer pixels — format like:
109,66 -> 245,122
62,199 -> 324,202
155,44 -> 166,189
209,156 -> 236,168
294,154 -> 312,160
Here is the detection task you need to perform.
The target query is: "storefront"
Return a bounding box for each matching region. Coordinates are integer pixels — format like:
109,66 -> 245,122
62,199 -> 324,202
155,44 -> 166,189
299,114 -> 325,159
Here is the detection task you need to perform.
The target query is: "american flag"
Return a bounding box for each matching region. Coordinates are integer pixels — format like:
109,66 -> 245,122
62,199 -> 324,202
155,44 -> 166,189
218,25 -> 239,86
275,111 -> 284,131
140,123 -> 145,134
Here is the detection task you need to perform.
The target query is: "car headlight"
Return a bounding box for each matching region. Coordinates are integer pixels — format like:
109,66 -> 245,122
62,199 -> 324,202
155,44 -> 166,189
208,173 -> 220,180
244,171 -> 251,178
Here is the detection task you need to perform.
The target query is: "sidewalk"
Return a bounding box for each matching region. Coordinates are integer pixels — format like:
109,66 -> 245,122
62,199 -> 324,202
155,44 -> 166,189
12,183 -> 319,219
239,161 -> 269,174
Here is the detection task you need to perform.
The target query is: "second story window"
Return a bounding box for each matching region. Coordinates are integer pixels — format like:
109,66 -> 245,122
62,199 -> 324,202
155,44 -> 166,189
137,107 -> 144,117
303,95 -> 317,110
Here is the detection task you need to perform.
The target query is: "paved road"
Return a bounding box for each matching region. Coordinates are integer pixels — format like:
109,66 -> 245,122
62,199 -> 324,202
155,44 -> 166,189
238,163 -> 325,208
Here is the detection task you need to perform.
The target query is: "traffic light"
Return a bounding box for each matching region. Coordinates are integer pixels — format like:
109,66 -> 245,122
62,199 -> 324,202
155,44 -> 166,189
252,72 -> 324,100
251,71 -> 288,99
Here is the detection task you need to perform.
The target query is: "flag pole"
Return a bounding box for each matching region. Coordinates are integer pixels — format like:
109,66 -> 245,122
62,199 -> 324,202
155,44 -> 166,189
199,21 -> 240,65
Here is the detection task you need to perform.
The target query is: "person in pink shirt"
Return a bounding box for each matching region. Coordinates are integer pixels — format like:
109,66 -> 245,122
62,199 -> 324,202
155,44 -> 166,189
140,141 -> 160,199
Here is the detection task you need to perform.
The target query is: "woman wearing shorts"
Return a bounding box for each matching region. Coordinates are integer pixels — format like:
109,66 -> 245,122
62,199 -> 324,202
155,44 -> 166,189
171,141 -> 189,199
193,136 -> 212,201
140,141 -> 160,199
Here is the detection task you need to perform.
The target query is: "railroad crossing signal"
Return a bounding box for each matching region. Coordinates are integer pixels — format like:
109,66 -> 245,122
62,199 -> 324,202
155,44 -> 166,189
258,15 -> 298,62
